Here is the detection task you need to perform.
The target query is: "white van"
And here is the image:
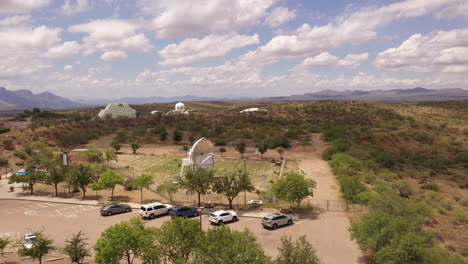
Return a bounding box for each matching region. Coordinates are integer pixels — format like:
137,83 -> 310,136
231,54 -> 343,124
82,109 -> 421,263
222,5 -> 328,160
139,202 -> 173,219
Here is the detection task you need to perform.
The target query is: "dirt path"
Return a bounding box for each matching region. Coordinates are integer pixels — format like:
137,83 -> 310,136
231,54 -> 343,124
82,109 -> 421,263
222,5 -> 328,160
287,134 -> 363,264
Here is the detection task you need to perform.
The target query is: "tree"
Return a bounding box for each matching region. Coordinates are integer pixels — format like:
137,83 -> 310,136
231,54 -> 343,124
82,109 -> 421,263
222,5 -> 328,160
277,147 -> 285,160
173,129 -> 183,143
110,138 -> 122,153
159,130 -> 168,141
92,170 -> 125,200
196,226 -> 270,264
130,174 -> 154,203
95,217 -> 151,264
271,171 -> 316,208
155,182 -> 179,203
115,130 -> 128,142
63,231 -> 91,264
79,144 -> 103,163
257,143 -> 267,159
213,170 -> 254,209
274,235 -> 320,264
156,217 -> 202,263
0,155 -> 9,177
46,157 -> 67,197
18,231 -> 56,264
130,141 -> 142,154
0,236 -> 10,256
103,147 -> 118,168
236,141 -> 246,157
9,171 -> 45,195
180,168 -> 214,207
219,147 -> 226,157
70,163 -> 96,198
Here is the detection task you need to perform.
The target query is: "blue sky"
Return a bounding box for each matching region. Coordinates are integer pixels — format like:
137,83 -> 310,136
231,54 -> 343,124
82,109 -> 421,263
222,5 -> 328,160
0,0 -> 467,99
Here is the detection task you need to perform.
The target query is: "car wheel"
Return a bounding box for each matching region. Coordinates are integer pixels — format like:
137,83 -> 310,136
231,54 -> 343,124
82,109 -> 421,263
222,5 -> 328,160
149,214 -> 155,219
232,216 -> 238,222
193,212 -> 199,217
287,220 -> 293,225
167,209 -> 172,215
126,208 -> 131,212
218,220 -> 224,226
272,224 -> 278,230
107,211 -> 112,216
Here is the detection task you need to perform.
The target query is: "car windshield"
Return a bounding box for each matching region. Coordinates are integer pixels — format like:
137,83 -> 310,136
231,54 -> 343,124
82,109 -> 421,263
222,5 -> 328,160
25,237 -> 36,243
140,207 -> 146,211
263,216 -> 271,221
210,214 -> 217,217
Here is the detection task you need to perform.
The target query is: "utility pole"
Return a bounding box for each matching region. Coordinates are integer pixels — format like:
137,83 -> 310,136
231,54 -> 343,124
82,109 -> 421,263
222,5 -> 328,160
243,158 -> 247,206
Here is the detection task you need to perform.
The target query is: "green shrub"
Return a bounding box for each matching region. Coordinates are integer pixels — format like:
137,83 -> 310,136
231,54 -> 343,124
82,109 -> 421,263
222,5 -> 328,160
0,126 -> 10,134
420,182 -> 439,192
451,210 -> 467,225
214,139 -> 227,146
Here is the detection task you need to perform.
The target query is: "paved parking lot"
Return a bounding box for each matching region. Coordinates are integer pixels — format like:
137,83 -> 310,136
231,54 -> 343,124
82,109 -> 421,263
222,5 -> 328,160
0,200 -> 361,263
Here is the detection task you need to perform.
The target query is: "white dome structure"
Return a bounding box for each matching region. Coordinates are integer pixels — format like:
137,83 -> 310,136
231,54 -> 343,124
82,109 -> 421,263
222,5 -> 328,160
175,102 -> 185,113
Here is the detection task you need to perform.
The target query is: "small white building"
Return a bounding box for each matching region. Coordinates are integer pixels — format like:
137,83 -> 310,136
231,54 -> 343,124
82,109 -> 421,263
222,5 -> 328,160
98,103 -> 137,118
240,108 -> 267,113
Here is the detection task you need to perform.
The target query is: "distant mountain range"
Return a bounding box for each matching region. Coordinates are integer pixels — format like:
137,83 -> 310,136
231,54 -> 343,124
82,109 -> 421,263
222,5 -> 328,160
261,88 -> 468,102
0,87 -> 467,112
0,87 -> 81,110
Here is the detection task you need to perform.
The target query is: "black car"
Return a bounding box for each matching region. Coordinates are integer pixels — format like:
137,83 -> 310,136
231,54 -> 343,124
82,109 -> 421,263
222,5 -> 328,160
100,203 -> 132,216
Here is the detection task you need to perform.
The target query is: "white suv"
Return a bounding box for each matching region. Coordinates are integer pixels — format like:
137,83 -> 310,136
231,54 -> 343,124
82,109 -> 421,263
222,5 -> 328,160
209,210 -> 238,225
139,202 -> 173,219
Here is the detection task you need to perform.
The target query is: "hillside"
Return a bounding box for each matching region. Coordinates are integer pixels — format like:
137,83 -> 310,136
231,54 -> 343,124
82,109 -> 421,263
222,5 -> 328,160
0,87 -> 82,110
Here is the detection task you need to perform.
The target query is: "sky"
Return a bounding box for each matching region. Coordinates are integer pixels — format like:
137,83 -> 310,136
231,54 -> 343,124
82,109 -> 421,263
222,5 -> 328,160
0,0 -> 468,99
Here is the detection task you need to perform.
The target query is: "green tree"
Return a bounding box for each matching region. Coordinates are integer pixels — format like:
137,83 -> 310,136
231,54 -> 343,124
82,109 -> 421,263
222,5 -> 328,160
271,171 -> 316,208
213,170 -> 254,209
115,130 -> 128,142
156,217 -> 202,263
257,143 -> 267,159
18,231 -> 56,264
110,138 -> 122,153
159,130 -> 168,141
79,144 -> 103,163
155,182 -> 179,203
46,156 -> 67,197
274,235 -> 320,264
94,217 -> 151,264
92,170 -> 125,200
180,168 -> 214,207
130,141 -> 142,154
70,163 -> 96,198
63,231 -> 91,264
196,226 -> 270,264
236,141 -> 246,158
173,129 -> 183,143
0,236 -> 10,256
130,174 -> 154,203
219,147 -> 227,157
104,147 -> 118,168
9,171 -> 45,195
276,147 -> 285,160
0,155 -> 9,176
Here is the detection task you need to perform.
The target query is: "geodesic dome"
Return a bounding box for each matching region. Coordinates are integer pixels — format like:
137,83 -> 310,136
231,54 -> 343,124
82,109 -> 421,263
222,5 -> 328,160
175,102 -> 185,113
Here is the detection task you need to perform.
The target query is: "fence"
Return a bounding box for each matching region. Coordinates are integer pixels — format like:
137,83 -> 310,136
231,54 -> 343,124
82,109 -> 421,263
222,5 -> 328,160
302,199 -> 364,212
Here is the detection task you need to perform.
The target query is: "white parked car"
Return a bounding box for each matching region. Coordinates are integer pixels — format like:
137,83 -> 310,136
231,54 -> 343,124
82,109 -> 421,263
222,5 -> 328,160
209,210 -> 238,225
247,200 -> 263,205
139,202 -> 173,219
23,233 -> 36,249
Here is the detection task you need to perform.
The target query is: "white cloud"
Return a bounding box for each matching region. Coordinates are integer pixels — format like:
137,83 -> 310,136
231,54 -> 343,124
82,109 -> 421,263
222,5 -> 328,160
239,0 -> 458,67
436,2 -> 468,19
0,15 -> 31,26
64,65 -> 73,71
337,52 -> 369,68
265,6 -> 296,27
442,65 -> 468,73
159,33 -> 260,66
299,52 -> 339,67
375,29 -> 468,72
69,19 -> 152,60
61,0 -> 90,15
100,50 -> 128,61
45,41 -> 81,58
0,0 -> 50,14
138,0 -> 274,38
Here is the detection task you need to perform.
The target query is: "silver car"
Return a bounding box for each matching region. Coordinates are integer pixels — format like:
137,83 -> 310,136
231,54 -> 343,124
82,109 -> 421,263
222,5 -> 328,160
261,213 -> 293,229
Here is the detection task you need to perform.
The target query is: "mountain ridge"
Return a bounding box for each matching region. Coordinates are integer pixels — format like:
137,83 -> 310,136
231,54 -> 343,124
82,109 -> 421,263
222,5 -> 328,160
0,87 -> 82,110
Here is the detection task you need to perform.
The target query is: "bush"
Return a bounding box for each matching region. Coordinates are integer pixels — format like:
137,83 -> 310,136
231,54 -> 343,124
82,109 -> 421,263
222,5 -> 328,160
0,126 -> 10,134
214,139 -> 227,146
420,182 -> 439,192
329,153 -> 367,203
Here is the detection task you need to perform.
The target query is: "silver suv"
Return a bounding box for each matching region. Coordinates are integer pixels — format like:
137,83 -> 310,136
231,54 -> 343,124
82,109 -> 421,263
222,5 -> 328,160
262,213 -> 293,229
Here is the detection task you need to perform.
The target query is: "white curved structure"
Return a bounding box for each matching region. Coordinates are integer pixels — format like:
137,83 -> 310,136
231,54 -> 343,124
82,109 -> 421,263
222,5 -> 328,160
179,137 -> 215,180
240,107 -> 267,113
175,102 -> 185,113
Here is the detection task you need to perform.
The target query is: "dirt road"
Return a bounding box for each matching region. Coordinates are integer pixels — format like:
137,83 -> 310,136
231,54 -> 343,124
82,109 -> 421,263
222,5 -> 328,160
287,134 -> 363,264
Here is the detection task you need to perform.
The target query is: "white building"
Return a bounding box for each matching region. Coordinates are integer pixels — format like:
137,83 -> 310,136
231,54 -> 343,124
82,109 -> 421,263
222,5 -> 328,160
98,103 -> 137,118
240,107 -> 267,113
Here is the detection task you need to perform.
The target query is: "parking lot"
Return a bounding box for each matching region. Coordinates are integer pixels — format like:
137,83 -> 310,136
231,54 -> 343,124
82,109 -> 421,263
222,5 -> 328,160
0,200 -> 362,263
